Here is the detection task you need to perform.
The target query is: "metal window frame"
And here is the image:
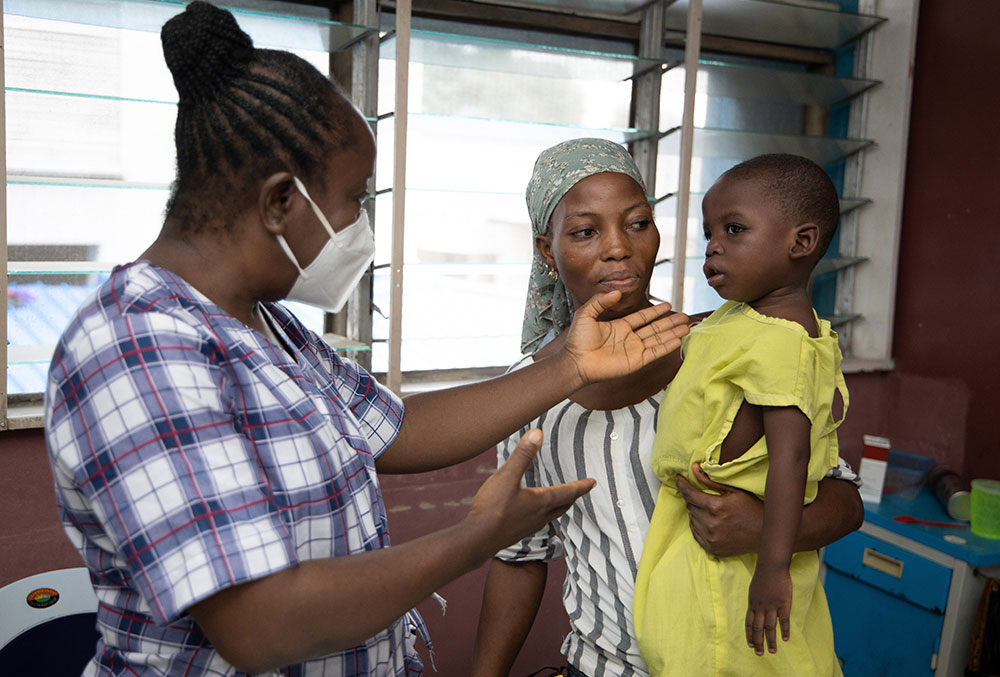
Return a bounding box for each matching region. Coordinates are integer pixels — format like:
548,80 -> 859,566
0,0 -> 921,426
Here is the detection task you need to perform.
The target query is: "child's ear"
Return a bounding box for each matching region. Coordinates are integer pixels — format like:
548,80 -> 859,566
535,233 -> 556,269
789,223 -> 820,260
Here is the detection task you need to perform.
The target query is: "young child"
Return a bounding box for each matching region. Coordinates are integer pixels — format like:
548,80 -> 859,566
633,154 -> 849,676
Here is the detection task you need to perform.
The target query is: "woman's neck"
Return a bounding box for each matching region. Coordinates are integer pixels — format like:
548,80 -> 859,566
141,232 -> 260,330
571,353 -> 682,410
533,320 -> 684,411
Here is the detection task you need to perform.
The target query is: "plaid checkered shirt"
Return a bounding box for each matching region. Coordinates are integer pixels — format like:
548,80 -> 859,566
45,261 -> 421,676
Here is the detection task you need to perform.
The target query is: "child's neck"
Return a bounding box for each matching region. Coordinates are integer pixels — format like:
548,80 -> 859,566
746,286 -> 818,338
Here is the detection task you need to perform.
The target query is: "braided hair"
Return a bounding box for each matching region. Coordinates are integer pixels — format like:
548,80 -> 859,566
720,154 -> 841,258
160,1 -> 360,231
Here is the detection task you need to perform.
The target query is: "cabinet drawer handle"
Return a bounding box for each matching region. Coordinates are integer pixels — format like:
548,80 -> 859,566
862,547 -> 904,578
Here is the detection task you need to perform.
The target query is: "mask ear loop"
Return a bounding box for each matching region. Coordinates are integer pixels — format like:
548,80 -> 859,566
292,176 -> 338,240
275,234 -> 309,279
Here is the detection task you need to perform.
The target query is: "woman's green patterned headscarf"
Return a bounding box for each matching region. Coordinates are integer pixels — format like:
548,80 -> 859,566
521,138 -> 647,354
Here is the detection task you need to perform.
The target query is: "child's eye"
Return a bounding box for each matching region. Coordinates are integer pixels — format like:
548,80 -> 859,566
725,223 -> 745,235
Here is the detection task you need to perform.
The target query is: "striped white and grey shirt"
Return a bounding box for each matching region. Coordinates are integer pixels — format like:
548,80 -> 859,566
495,355 -> 859,677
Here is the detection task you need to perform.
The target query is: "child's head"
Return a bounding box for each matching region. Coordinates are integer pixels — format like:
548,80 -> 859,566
701,154 -> 839,304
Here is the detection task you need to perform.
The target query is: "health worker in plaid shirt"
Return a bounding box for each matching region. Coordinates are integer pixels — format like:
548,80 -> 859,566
42,3 -> 691,676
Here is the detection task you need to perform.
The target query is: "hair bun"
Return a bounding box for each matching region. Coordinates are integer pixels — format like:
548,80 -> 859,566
161,1 -> 254,101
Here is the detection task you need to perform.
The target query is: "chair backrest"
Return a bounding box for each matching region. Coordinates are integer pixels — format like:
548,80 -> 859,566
0,567 -> 99,675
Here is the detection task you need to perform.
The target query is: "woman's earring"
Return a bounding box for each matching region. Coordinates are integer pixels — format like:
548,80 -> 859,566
547,267 -> 559,282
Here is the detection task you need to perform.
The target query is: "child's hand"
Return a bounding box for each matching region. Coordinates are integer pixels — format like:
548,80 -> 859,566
745,566 -> 792,656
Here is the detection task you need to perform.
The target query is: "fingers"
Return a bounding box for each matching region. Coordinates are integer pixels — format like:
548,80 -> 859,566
500,429 -> 543,479
632,308 -> 689,339
764,606 -> 778,655
541,478 -> 597,509
538,478 -> 597,521
745,607 -> 776,656
640,333 -> 687,363
780,608 -> 791,643
686,511 -> 712,554
477,429 -> 594,551
633,313 -> 691,359
689,462 -> 731,494
503,428 -> 594,514
576,290 -> 624,319
618,300 -> 675,330
678,474 -> 720,556
745,605 -> 790,656
675,467 -> 720,511
575,293 -> 687,342
675,472 -> 697,505
675,473 -> 693,499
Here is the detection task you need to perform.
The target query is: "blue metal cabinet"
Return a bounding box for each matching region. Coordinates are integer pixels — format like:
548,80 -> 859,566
822,490 -> 1000,676
825,530 -> 951,675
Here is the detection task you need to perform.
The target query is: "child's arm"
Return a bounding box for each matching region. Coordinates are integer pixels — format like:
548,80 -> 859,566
746,405 -> 811,656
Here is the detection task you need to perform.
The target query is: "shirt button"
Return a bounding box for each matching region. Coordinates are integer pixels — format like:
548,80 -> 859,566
617,499 -> 625,508
610,431 -> 619,440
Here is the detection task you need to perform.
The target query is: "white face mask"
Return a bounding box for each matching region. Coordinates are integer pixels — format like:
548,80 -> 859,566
275,176 -> 376,313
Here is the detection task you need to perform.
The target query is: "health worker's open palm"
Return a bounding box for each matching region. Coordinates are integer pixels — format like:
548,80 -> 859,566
562,291 -> 689,385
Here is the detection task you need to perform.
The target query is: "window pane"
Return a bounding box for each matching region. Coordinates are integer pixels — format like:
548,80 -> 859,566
7,183 -> 167,262
4,2 -> 337,395
8,273 -> 110,394
374,36 -> 645,373
371,264 -> 527,372
371,189 -> 530,372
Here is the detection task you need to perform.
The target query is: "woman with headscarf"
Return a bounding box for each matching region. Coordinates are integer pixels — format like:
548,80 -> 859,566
42,7 -> 691,676
471,138 -> 864,677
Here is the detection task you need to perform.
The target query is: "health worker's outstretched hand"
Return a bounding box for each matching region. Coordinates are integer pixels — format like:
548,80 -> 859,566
560,291 -> 689,387
463,429 -> 596,558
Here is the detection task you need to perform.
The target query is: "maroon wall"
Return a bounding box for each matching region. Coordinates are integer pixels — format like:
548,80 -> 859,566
888,0 -> 1000,480
837,371 -> 972,474
0,430 -> 84,586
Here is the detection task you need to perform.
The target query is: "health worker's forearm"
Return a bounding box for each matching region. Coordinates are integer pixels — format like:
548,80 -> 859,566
189,517 -> 491,674
377,350 -> 583,474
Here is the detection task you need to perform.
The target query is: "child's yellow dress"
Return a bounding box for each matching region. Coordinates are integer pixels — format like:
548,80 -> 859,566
633,301 -> 848,676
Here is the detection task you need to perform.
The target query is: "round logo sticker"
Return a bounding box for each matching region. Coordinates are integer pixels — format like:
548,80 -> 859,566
26,588 -> 60,610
